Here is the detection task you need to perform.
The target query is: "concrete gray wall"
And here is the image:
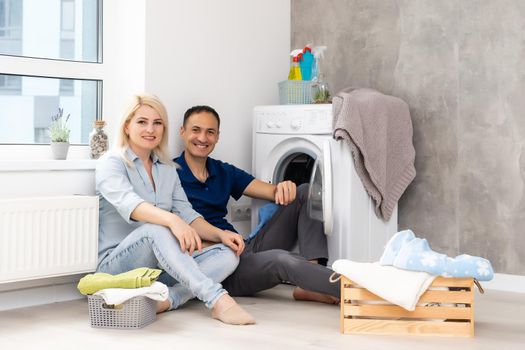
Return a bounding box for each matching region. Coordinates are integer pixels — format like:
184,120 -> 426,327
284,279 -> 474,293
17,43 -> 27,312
292,0 -> 525,275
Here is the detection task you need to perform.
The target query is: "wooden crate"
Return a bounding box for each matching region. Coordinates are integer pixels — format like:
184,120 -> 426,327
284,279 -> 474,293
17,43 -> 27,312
340,276 -> 474,337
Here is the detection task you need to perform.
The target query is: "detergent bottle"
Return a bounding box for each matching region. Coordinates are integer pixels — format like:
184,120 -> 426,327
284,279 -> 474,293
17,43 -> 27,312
300,46 -> 314,81
288,49 -> 303,80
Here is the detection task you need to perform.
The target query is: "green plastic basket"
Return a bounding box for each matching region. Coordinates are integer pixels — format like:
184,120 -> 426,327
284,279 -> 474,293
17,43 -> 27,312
278,80 -> 313,104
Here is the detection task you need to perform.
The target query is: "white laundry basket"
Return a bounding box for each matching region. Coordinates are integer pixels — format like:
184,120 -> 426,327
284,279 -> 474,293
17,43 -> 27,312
87,295 -> 156,329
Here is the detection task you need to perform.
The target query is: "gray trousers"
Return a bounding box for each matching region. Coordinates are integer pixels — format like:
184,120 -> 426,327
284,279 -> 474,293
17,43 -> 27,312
222,184 -> 340,298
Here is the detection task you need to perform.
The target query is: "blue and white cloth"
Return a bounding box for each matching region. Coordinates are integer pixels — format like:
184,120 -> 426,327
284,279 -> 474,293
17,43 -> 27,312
379,230 -> 494,281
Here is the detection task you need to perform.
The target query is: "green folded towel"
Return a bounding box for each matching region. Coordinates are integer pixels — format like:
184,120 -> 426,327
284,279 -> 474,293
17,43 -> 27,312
77,267 -> 162,295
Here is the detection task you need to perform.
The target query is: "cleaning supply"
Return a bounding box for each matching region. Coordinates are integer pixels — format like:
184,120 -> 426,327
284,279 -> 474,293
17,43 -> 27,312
300,46 -> 314,81
311,46 -> 327,82
311,45 -> 330,102
287,49 -> 303,80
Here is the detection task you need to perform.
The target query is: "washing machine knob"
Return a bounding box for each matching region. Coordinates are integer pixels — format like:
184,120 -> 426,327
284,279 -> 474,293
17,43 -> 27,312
291,120 -> 302,130
275,121 -> 282,128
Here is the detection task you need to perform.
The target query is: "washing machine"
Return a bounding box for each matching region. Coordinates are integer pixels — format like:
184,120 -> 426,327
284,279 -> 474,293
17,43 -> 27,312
252,104 -> 398,264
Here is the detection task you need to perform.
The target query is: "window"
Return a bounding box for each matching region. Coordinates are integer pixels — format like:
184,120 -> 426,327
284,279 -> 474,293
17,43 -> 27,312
0,0 -> 102,148
0,0 -> 100,62
0,73 -> 21,94
0,74 -> 100,145
0,0 -> 22,54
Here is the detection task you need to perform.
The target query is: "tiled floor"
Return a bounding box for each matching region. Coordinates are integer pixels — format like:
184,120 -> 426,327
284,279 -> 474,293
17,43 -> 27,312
1,285 -> 524,350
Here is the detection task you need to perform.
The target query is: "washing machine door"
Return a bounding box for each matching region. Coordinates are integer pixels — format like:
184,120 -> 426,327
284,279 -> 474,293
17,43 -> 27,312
308,139 -> 333,235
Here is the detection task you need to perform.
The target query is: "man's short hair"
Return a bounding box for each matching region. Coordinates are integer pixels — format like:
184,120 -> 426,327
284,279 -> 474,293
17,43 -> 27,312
183,105 -> 221,128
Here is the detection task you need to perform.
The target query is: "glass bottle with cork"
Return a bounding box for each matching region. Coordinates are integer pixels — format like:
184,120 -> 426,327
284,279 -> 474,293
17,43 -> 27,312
89,120 -> 108,159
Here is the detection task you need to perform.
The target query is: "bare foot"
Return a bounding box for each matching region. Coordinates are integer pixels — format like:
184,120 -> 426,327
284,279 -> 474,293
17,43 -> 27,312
156,299 -> 171,313
211,294 -> 255,325
293,287 -> 339,305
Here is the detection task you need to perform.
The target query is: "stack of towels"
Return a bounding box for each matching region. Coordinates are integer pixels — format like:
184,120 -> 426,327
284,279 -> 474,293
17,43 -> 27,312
78,267 -> 168,305
332,230 -> 494,311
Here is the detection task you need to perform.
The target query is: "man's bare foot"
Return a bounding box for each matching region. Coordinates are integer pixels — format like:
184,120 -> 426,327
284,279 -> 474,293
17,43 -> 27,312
293,287 -> 339,304
156,299 -> 171,313
211,294 -> 255,325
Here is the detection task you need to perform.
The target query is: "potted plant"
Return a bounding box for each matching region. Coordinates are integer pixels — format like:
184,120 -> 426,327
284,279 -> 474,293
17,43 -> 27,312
49,108 -> 71,160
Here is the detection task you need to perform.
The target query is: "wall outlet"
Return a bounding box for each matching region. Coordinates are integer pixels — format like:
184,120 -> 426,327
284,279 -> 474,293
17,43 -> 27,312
231,203 -> 252,222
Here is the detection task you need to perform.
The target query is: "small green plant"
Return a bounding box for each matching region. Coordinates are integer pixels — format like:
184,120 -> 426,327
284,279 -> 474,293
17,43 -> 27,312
48,108 -> 71,142
314,89 -> 331,104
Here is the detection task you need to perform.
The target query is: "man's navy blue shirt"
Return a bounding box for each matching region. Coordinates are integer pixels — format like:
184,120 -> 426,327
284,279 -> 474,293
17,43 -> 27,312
174,152 -> 254,232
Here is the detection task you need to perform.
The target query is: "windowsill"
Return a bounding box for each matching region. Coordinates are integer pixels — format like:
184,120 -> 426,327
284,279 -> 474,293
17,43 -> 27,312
0,159 -> 97,172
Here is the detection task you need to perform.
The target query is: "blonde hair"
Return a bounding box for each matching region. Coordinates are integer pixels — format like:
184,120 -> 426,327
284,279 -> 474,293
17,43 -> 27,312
116,93 -> 173,167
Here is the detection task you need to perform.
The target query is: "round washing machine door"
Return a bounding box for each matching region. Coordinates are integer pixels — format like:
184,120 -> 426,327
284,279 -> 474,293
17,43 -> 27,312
257,137 -> 333,235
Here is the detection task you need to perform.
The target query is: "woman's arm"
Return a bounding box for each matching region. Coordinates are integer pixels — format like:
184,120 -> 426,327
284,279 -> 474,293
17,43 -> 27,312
131,201 -> 203,255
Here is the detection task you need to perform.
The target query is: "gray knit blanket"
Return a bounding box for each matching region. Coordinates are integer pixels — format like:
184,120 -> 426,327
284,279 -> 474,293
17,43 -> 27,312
332,88 -> 416,221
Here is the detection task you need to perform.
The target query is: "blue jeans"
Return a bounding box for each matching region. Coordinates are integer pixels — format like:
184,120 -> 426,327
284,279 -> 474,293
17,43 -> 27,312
97,223 -> 238,310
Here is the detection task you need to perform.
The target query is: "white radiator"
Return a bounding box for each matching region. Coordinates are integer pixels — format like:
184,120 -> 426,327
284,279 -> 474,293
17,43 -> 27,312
0,196 -> 99,284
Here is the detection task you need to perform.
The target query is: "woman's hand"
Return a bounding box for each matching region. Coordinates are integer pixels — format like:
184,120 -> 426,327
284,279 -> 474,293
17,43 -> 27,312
220,230 -> 245,256
169,216 -> 202,255
275,180 -> 296,205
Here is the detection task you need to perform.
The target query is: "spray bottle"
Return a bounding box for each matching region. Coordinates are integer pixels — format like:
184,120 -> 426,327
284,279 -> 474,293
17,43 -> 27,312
311,46 -> 327,82
311,46 -> 330,103
288,49 -> 303,80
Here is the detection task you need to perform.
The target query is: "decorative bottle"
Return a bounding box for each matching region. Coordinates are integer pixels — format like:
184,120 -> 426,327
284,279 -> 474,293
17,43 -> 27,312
89,120 -> 108,159
312,74 -> 331,104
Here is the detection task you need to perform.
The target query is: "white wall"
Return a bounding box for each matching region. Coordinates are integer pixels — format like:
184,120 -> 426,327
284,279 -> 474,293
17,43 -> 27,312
145,0 -> 290,163
98,0 -> 146,145
145,0 -> 290,233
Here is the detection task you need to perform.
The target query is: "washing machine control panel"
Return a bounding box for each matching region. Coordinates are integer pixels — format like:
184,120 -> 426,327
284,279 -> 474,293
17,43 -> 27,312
254,105 -> 332,134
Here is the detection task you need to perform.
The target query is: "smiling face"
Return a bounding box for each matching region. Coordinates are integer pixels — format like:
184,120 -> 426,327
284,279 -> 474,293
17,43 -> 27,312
125,105 -> 165,157
180,111 -> 220,160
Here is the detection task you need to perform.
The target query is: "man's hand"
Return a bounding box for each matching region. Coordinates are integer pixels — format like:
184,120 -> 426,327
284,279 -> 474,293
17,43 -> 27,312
275,180 -> 296,205
169,216 -> 203,255
219,230 -> 245,256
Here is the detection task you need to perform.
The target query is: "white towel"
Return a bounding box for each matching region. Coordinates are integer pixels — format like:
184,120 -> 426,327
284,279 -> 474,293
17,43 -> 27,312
332,260 -> 436,311
93,281 -> 169,305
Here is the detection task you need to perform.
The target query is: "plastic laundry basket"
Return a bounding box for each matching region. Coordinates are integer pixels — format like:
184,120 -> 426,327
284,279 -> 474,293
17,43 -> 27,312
87,295 -> 156,329
278,80 -> 313,104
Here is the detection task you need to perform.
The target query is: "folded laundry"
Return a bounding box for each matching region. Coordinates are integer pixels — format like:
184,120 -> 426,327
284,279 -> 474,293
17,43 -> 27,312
93,281 -> 169,305
379,230 -> 494,281
332,260 -> 436,311
78,267 -> 162,295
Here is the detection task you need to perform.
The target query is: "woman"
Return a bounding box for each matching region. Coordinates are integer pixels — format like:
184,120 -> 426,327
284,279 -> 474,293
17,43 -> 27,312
96,93 -> 254,325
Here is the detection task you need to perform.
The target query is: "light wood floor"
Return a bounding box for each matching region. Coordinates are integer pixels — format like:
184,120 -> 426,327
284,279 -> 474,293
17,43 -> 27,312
0,285 -> 524,350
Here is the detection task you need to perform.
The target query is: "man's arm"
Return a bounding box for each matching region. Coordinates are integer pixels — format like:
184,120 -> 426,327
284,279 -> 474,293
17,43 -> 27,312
190,217 -> 245,256
243,179 -> 297,205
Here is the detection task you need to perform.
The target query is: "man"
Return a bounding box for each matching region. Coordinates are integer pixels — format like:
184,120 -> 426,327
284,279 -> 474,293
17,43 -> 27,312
174,105 -> 339,303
